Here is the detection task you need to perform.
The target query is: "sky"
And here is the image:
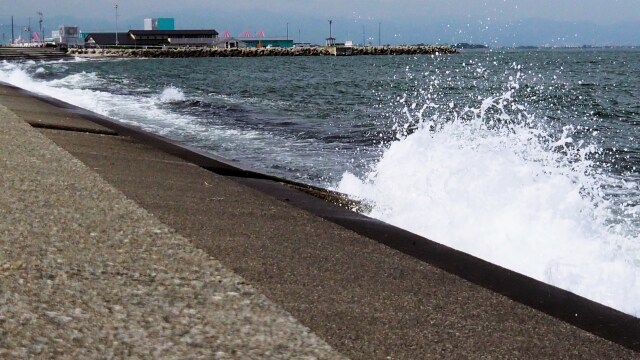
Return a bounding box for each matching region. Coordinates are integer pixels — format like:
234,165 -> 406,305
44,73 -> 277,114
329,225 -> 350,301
1,1 -> 640,46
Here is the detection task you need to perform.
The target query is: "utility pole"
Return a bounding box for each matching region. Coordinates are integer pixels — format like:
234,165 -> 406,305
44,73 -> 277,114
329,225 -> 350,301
286,22 -> 289,41
362,25 -> 365,46
38,12 -> 43,45
11,16 -> 14,44
378,22 -> 381,46
114,4 -> 119,46
28,17 -> 32,43
298,28 -> 300,43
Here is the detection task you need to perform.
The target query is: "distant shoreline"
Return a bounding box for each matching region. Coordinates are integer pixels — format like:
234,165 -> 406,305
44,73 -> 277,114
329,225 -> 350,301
67,45 -> 457,58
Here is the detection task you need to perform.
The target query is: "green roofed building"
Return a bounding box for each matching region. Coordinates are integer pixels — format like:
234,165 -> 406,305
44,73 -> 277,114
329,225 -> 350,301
242,38 -> 294,48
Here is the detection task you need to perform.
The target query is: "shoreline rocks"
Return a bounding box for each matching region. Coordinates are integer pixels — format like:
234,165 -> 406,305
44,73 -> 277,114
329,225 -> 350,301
68,45 -> 456,58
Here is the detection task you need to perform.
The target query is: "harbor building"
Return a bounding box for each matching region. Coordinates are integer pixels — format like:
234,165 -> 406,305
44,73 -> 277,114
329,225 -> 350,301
212,37 -> 245,49
85,33 -> 133,47
54,26 -> 84,48
84,30 -> 218,48
129,30 -> 218,47
242,37 -> 294,48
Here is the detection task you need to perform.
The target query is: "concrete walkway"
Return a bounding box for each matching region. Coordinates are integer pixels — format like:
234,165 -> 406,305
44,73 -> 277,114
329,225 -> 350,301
1,84 -> 638,358
0,47 -> 69,61
0,103 -> 342,358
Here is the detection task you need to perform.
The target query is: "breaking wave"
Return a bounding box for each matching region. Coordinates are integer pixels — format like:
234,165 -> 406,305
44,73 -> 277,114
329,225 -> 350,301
338,68 -> 640,316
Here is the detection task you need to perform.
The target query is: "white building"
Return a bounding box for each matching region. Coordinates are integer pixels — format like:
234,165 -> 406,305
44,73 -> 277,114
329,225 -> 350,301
55,26 -> 84,47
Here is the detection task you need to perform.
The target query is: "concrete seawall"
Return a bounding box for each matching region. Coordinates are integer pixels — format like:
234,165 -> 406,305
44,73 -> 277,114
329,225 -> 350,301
0,47 -> 69,61
1,82 -> 639,358
0,85 -> 343,358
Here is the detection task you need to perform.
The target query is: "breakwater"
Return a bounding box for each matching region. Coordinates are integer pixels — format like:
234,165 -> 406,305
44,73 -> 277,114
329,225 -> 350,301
68,45 -> 456,58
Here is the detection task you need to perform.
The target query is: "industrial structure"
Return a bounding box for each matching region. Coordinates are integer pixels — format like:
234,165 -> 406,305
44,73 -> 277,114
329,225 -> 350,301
325,20 -> 335,46
54,26 -> 84,48
143,18 -> 175,31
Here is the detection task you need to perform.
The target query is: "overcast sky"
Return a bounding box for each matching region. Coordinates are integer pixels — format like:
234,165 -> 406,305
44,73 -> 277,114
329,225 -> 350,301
2,1 -> 640,45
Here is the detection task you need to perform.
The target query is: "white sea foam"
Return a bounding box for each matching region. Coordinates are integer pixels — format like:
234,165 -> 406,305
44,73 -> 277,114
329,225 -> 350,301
159,85 -> 186,103
338,73 -> 640,316
1,62 -> 199,133
48,71 -> 103,88
0,61 -> 314,177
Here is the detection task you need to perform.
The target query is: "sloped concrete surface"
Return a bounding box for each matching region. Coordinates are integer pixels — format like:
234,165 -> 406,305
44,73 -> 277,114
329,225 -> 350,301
1,86 -> 639,359
0,104 -> 343,359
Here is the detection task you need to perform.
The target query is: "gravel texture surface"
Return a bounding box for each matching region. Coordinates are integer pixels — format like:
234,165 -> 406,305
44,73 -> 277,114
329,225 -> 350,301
0,104 -> 344,359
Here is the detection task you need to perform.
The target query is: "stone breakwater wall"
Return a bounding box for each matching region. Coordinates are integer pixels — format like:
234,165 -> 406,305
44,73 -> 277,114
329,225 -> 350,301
350,46 -> 456,55
68,45 -> 456,58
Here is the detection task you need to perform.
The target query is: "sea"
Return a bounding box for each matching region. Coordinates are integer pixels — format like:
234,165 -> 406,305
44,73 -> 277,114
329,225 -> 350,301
1,49 -> 639,317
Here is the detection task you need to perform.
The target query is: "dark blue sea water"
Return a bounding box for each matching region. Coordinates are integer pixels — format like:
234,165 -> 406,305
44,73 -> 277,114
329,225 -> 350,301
2,48 -> 639,316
